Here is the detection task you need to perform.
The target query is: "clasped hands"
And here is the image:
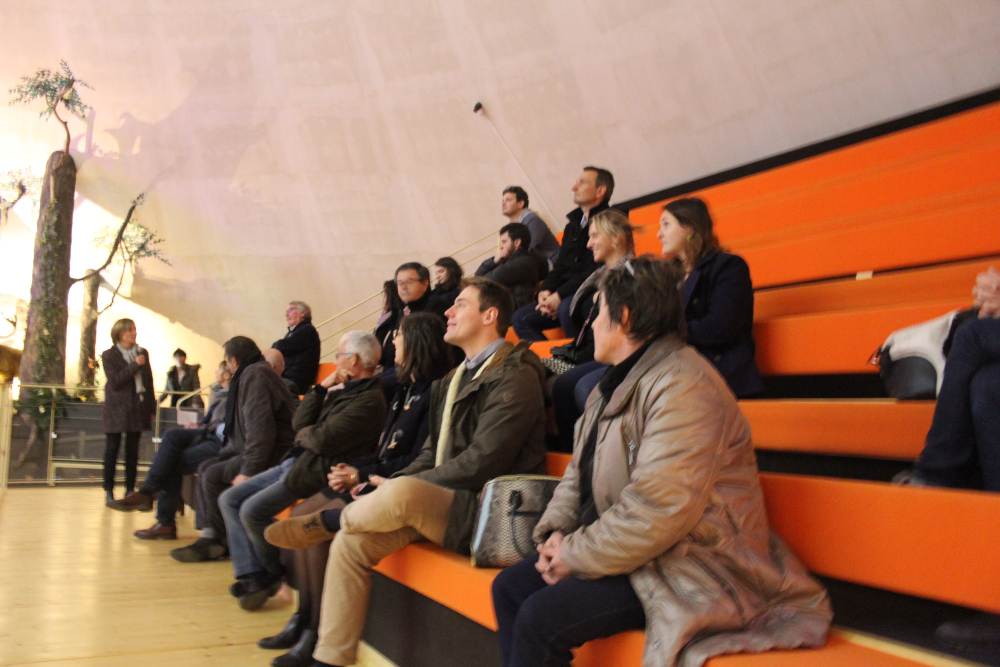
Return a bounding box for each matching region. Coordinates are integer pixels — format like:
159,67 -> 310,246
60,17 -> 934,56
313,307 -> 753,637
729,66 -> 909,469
328,462 -> 385,499
535,531 -> 571,585
535,290 -> 561,319
974,267 -> 1000,319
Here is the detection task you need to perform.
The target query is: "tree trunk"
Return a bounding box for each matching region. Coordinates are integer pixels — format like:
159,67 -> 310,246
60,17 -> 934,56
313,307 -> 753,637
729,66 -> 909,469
18,151 -> 76,386
78,269 -> 99,386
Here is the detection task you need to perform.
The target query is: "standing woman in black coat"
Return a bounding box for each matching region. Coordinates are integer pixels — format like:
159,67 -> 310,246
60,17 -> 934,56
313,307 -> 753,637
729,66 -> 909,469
101,318 -> 156,505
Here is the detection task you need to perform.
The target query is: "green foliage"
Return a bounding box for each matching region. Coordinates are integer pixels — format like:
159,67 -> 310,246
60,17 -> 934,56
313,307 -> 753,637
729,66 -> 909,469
0,168 -> 41,205
33,199 -> 66,382
92,195 -> 171,268
14,386 -> 70,429
8,60 -> 92,120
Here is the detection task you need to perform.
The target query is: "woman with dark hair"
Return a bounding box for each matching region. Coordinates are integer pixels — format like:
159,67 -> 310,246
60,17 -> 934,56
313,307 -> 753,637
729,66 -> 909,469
101,318 -> 156,505
429,256 -> 464,311
376,279 -> 403,329
258,312 -> 453,667
492,256 -> 831,667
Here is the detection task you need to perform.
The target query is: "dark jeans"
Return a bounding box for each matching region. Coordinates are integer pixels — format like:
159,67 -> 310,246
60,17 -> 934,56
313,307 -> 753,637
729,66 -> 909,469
492,554 -> 645,667
103,431 -> 141,493
141,427 -> 222,526
513,298 -> 578,342
551,361 -> 606,452
915,317 -> 1000,491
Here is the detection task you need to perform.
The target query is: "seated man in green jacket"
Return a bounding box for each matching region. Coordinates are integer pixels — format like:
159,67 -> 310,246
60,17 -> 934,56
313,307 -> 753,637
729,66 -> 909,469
219,331 -> 387,612
265,277 -> 548,667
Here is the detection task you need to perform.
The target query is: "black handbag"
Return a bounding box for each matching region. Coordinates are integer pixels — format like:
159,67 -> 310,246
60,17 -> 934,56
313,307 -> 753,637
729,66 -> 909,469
470,475 -> 561,568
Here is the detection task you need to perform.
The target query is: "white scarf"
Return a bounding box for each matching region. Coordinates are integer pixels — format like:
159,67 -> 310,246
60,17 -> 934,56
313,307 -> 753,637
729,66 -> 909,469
117,343 -> 145,395
434,352 -> 498,466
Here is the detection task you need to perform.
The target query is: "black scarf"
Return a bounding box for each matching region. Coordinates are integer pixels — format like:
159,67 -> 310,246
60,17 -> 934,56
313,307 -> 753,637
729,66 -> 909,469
223,353 -> 265,443
577,339 -> 653,526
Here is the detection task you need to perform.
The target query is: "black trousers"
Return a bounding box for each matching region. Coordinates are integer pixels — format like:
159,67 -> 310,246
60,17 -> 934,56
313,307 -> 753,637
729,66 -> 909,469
103,432 -> 141,493
492,554 -> 646,667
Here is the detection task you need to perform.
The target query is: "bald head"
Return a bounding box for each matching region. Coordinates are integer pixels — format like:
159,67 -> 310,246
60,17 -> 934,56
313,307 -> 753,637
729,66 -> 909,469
262,348 -> 285,376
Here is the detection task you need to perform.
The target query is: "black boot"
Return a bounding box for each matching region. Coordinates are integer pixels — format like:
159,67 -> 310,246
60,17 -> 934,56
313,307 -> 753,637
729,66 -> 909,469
259,613 -> 305,649
272,629 -> 317,667
105,490 -> 115,507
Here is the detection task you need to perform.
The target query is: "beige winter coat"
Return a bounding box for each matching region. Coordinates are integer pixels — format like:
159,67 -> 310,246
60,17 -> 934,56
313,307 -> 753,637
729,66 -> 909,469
534,335 -> 832,667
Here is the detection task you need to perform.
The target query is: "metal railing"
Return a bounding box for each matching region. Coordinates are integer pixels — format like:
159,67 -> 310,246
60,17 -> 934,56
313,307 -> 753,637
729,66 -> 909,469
1,382 -> 215,488
314,230 -> 501,359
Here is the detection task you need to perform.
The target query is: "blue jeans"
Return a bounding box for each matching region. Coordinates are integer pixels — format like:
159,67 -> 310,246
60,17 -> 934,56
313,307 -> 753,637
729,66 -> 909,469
552,361 -> 606,452
219,457 -> 300,578
492,554 -> 646,667
141,427 -> 222,526
915,318 -> 1000,491
512,297 -> 578,342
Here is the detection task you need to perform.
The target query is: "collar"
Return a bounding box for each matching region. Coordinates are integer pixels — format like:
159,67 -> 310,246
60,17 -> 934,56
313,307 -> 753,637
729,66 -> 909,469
517,209 -> 532,223
681,249 -> 721,308
465,338 -> 506,370
567,200 -> 610,227
586,335 -> 685,418
288,317 -> 311,333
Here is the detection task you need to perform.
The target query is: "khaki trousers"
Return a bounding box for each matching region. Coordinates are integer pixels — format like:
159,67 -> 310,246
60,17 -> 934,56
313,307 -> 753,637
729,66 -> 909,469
314,476 -> 455,666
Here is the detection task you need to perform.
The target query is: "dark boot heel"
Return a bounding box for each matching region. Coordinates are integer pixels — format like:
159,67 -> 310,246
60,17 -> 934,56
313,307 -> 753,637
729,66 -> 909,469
271,629 -> 317,667
258,613 -> 305,649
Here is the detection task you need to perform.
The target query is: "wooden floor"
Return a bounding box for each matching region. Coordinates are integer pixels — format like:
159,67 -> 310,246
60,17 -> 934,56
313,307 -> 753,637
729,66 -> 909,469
0,487 -> 379,667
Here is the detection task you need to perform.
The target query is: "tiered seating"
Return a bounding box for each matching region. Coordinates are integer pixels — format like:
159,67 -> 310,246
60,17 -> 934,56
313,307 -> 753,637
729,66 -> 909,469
360,94 -> 1000,666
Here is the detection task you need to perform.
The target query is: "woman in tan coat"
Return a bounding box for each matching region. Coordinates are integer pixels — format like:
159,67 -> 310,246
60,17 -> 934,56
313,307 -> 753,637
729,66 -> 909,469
492,256 -> 831,667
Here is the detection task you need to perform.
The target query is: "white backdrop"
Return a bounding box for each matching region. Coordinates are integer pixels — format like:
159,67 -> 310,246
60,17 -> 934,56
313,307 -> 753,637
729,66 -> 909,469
2,0 -> 998,363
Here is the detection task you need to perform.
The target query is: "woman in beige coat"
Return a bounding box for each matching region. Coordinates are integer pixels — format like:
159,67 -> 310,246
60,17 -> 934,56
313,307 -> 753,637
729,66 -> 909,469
492,256 -> 832,667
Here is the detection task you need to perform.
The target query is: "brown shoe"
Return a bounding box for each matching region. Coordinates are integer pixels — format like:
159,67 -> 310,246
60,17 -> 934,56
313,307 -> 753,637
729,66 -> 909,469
134,522 -> 177,540
264,511 -> 336,550
109,491 -> 154,512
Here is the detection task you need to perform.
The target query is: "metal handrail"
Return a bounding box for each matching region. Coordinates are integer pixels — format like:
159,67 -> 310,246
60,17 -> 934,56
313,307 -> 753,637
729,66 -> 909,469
312,230 -> 500,338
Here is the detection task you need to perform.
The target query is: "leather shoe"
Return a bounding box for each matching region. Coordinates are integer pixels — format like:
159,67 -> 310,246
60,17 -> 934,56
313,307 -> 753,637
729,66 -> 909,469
239,575 -> 282,611
230,580 -> 246,598
272,629 -> 317,667
110,491 -> 155,512
259,613 -> 305,649
264,511 -> 337,550
170,537 -> 228,563
134,522 -> 177,540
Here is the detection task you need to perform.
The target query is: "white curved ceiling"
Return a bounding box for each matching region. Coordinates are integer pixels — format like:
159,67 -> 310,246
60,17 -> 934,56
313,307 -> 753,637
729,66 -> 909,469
2,0 -> 999,358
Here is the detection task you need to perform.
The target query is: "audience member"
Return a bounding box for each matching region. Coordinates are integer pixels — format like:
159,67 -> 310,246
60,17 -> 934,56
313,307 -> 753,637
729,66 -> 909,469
374,262 -> 447,370
101,318 -> 156,506
547,209 -> 636,451
159,348 -> 203,409
259,312 -> 452,667
430,257 -> 464,308
273,301 -> 321,395
492,256 -> 831,667
108,361 -> 232,539
220,331 -> 387,612
512,167 -> 613,341
170,340 -> 297,563
896,267 -> 1000,491
375,279 -> 403,330
264,277 -> 547,667
475,223 -> 548,309
502,185 -> 560,265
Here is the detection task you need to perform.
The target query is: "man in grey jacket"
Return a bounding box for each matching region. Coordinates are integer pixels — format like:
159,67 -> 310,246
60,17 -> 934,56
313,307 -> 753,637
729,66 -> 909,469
171,338 -> 298,563
503,185 -> 560,266
264,277 -> 547,667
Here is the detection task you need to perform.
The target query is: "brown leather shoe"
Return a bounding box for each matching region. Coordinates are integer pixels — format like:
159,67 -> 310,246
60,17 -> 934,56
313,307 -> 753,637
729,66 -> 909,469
264,511 -> 336,550
134,522 -> 177,540
109,491 -> 154,512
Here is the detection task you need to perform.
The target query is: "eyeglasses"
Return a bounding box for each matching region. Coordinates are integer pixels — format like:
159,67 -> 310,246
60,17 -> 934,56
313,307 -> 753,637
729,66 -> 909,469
334,351 -> 355,360
396,279 -> 424,287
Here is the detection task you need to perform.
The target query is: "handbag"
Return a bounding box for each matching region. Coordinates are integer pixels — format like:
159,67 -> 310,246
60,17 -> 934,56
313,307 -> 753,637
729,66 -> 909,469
470,474 -> 561,568
870,309 -> 975,399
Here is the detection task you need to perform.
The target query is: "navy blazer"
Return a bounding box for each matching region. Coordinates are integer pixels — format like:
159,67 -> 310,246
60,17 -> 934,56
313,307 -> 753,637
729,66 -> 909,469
272,318 -> 321,393
681,250 -> 763,398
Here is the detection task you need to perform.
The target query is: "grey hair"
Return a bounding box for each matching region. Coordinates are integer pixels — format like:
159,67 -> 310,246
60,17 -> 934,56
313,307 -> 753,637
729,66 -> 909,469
289,301 -> 311,318
341,330 -> 382,371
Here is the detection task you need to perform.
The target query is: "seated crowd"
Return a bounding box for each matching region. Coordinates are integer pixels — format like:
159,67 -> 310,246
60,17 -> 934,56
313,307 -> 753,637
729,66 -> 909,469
104,167 -> 999,666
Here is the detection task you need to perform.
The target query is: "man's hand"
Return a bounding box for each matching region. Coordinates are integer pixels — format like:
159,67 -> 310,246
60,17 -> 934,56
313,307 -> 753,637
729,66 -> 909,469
184,423 -> 199,430
974,267 -> 1000,318
320,366 -> 352,389
232,474 -> 251,486
328,463 -> 360,492
536,292 -> 561,318
536,531 -> 571,585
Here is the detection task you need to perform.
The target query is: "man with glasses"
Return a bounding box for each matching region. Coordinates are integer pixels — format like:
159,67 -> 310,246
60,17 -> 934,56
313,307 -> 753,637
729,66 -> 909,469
374,263 -> 449,371
272,301 -> 321,394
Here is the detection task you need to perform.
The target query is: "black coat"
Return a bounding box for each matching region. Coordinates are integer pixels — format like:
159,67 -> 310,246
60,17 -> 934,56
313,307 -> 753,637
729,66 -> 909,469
272,318 -> 321,393
681,250 -> 763,398
284,376 -> 387,497
101,346 -> 156,434
351,379 -> 434,482
539,201 -> 609,299
475,248 -> 548,309
160,363 -> 203,408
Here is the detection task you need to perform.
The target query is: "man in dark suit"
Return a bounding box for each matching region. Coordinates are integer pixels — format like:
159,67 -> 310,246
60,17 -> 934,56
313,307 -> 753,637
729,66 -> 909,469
273,301 -> 321,394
